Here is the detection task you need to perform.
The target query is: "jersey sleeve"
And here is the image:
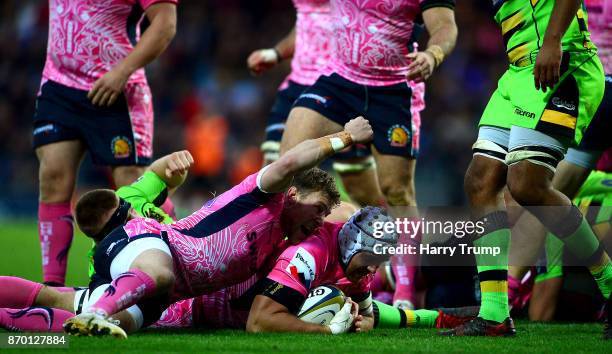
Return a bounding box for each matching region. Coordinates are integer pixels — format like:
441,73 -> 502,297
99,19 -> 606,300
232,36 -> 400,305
116,171 -> 173,224
266,241 -> 324,297
139,0 -> 178,10
419,0 -> 455,12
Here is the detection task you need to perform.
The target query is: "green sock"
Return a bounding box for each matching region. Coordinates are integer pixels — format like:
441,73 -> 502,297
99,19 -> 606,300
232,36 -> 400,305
473,211 -> 510,323
373,300 -> 439,328
553,211 -> 612,299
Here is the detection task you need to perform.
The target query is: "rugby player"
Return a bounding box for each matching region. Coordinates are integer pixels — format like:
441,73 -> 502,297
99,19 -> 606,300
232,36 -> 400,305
446,0 -> 611,336
34,0 -> 178,286
62,117 -> 373,338
507,0 -> 611,317
247,0 -> 386,208
278,0 -> 458,309
0,150 -> 193,332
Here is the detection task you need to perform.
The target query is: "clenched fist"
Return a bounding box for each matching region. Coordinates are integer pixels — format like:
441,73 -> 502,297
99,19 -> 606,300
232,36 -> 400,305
344,116 -> 374,144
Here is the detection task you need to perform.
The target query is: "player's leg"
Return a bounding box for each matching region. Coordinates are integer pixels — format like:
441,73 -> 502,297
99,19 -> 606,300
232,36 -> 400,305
261,81 -> 308,166
440,124 -> 514,336
371,148 -> 420,309
334,155 -> 385,207
366,83 -> 422,309
506,136 -> 611,301
280,107 -> 344,153
36,140 -> 86,286
65,231 -> 174,337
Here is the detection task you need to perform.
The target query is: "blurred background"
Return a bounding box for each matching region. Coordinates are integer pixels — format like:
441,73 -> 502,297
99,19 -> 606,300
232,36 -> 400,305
0,0 -> 508,218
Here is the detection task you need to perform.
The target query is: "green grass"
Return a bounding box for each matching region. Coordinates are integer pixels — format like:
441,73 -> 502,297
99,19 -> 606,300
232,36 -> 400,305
0,222 -> 609,353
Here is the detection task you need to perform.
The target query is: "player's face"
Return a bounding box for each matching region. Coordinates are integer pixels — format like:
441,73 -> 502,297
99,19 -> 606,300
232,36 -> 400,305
283,189 -> 333,244
345,252 -> 385,283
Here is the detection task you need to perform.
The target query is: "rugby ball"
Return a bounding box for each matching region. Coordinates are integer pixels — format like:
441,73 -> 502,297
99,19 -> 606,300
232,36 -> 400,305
297,285 -> 345,325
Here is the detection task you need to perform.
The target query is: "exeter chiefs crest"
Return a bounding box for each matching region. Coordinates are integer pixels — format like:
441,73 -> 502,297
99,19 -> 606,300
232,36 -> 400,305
111,136 -> 132,159
387,124 -> 410,148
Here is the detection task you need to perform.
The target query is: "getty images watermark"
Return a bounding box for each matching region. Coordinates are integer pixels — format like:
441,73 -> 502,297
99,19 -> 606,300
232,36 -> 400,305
372,218 -> 501,257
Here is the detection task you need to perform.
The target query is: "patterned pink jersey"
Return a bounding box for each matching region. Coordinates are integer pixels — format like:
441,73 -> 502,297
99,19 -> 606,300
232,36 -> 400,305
586,0 -> 612,74
43,0 -> 177,91
286,0 -> 333,87
153,276 -> 258,329
122,171 -> 288,301
327,0 -> 452,86
267,222 -> 371,297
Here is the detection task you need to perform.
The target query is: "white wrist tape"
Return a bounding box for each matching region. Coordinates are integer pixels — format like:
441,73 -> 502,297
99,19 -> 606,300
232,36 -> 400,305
330,137 -> 346,152
260,48 -> 279,63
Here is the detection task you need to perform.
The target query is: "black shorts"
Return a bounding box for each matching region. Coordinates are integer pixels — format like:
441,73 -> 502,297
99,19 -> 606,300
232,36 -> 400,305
293,73 -> 420,158
264,81 -> 308,144
578,74 -> 612,151
33,80 -> 152,166
90,227 -> 170,327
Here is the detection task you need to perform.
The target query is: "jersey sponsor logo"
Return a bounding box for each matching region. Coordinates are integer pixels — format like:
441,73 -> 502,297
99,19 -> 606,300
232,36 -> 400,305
111,136 -> 133,159
286,247 -> 316,288
514,107 -> 536,119
551,97 -> 577,111
299,93 -> 329,105
33,123 -> 55,136
387,124 -> 410,147
106,238 -> 127,256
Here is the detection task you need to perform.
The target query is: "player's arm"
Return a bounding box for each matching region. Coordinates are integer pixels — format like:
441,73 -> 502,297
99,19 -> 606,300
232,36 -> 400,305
89,2 -> 177,106
534,0 -> 582,92
259,116 -> 373,193
148,150 -> 194,192
247,26 -> 296,76
246,283 -> 358,334
407,1 -> 457,82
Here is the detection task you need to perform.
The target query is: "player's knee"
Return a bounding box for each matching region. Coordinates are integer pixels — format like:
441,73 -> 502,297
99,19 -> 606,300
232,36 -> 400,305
507,162 -> 548,206
464,158 -> 505,204
380,183 -> 415,207
38,164 -> 75,202
151,268 -> 175,292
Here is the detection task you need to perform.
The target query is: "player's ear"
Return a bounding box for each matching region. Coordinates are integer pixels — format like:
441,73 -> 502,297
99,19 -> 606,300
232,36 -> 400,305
285,186 -> 299,203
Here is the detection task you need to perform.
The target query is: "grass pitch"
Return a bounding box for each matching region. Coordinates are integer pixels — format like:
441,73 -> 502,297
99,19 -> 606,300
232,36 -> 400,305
0,222 -> 609,353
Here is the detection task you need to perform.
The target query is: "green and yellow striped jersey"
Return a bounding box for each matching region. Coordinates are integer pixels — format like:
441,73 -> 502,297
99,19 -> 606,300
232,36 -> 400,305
493,0 -> 595,66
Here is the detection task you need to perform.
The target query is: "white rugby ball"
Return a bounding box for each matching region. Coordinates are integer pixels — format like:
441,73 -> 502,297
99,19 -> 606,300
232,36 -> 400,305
297,285 -> 345,325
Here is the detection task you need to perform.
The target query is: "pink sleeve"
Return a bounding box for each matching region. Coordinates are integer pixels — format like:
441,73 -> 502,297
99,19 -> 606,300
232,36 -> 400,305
267,241 -> 324,296
139,0 -> 178,10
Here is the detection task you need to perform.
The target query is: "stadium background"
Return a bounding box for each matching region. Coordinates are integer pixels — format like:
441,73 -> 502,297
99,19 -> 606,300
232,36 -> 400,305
0,0 -> 507,217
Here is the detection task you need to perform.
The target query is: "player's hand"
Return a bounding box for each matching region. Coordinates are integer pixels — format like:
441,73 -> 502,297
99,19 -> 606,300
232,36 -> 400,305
327,298 -> 357,334
344,116 -> 373,144
247,48 -> 280,76
534,39 -> 562,92
406,51 -> 436,82
88,67 -> 130,107
354,314 -> 374,333
165,150 -> 194,178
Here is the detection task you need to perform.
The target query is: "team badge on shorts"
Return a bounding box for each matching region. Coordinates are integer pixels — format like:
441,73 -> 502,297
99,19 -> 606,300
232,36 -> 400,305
387,124 -> 410,147
111,136 -> 133,159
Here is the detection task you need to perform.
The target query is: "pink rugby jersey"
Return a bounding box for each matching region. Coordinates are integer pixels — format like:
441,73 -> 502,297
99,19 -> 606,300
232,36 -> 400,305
267,222 -> 372,297
43,0 -> 177,91
586,0 -> 612,74
122,171 -> 288,301
286,0 -> 333,86
153,276 -> 260,329
327,0 -> 454,86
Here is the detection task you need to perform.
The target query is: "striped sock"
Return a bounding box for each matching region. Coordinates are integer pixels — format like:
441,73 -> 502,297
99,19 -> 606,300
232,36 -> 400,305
549,206 -> 612,299
474,211 -> 510,323
372,300 -> 438,328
